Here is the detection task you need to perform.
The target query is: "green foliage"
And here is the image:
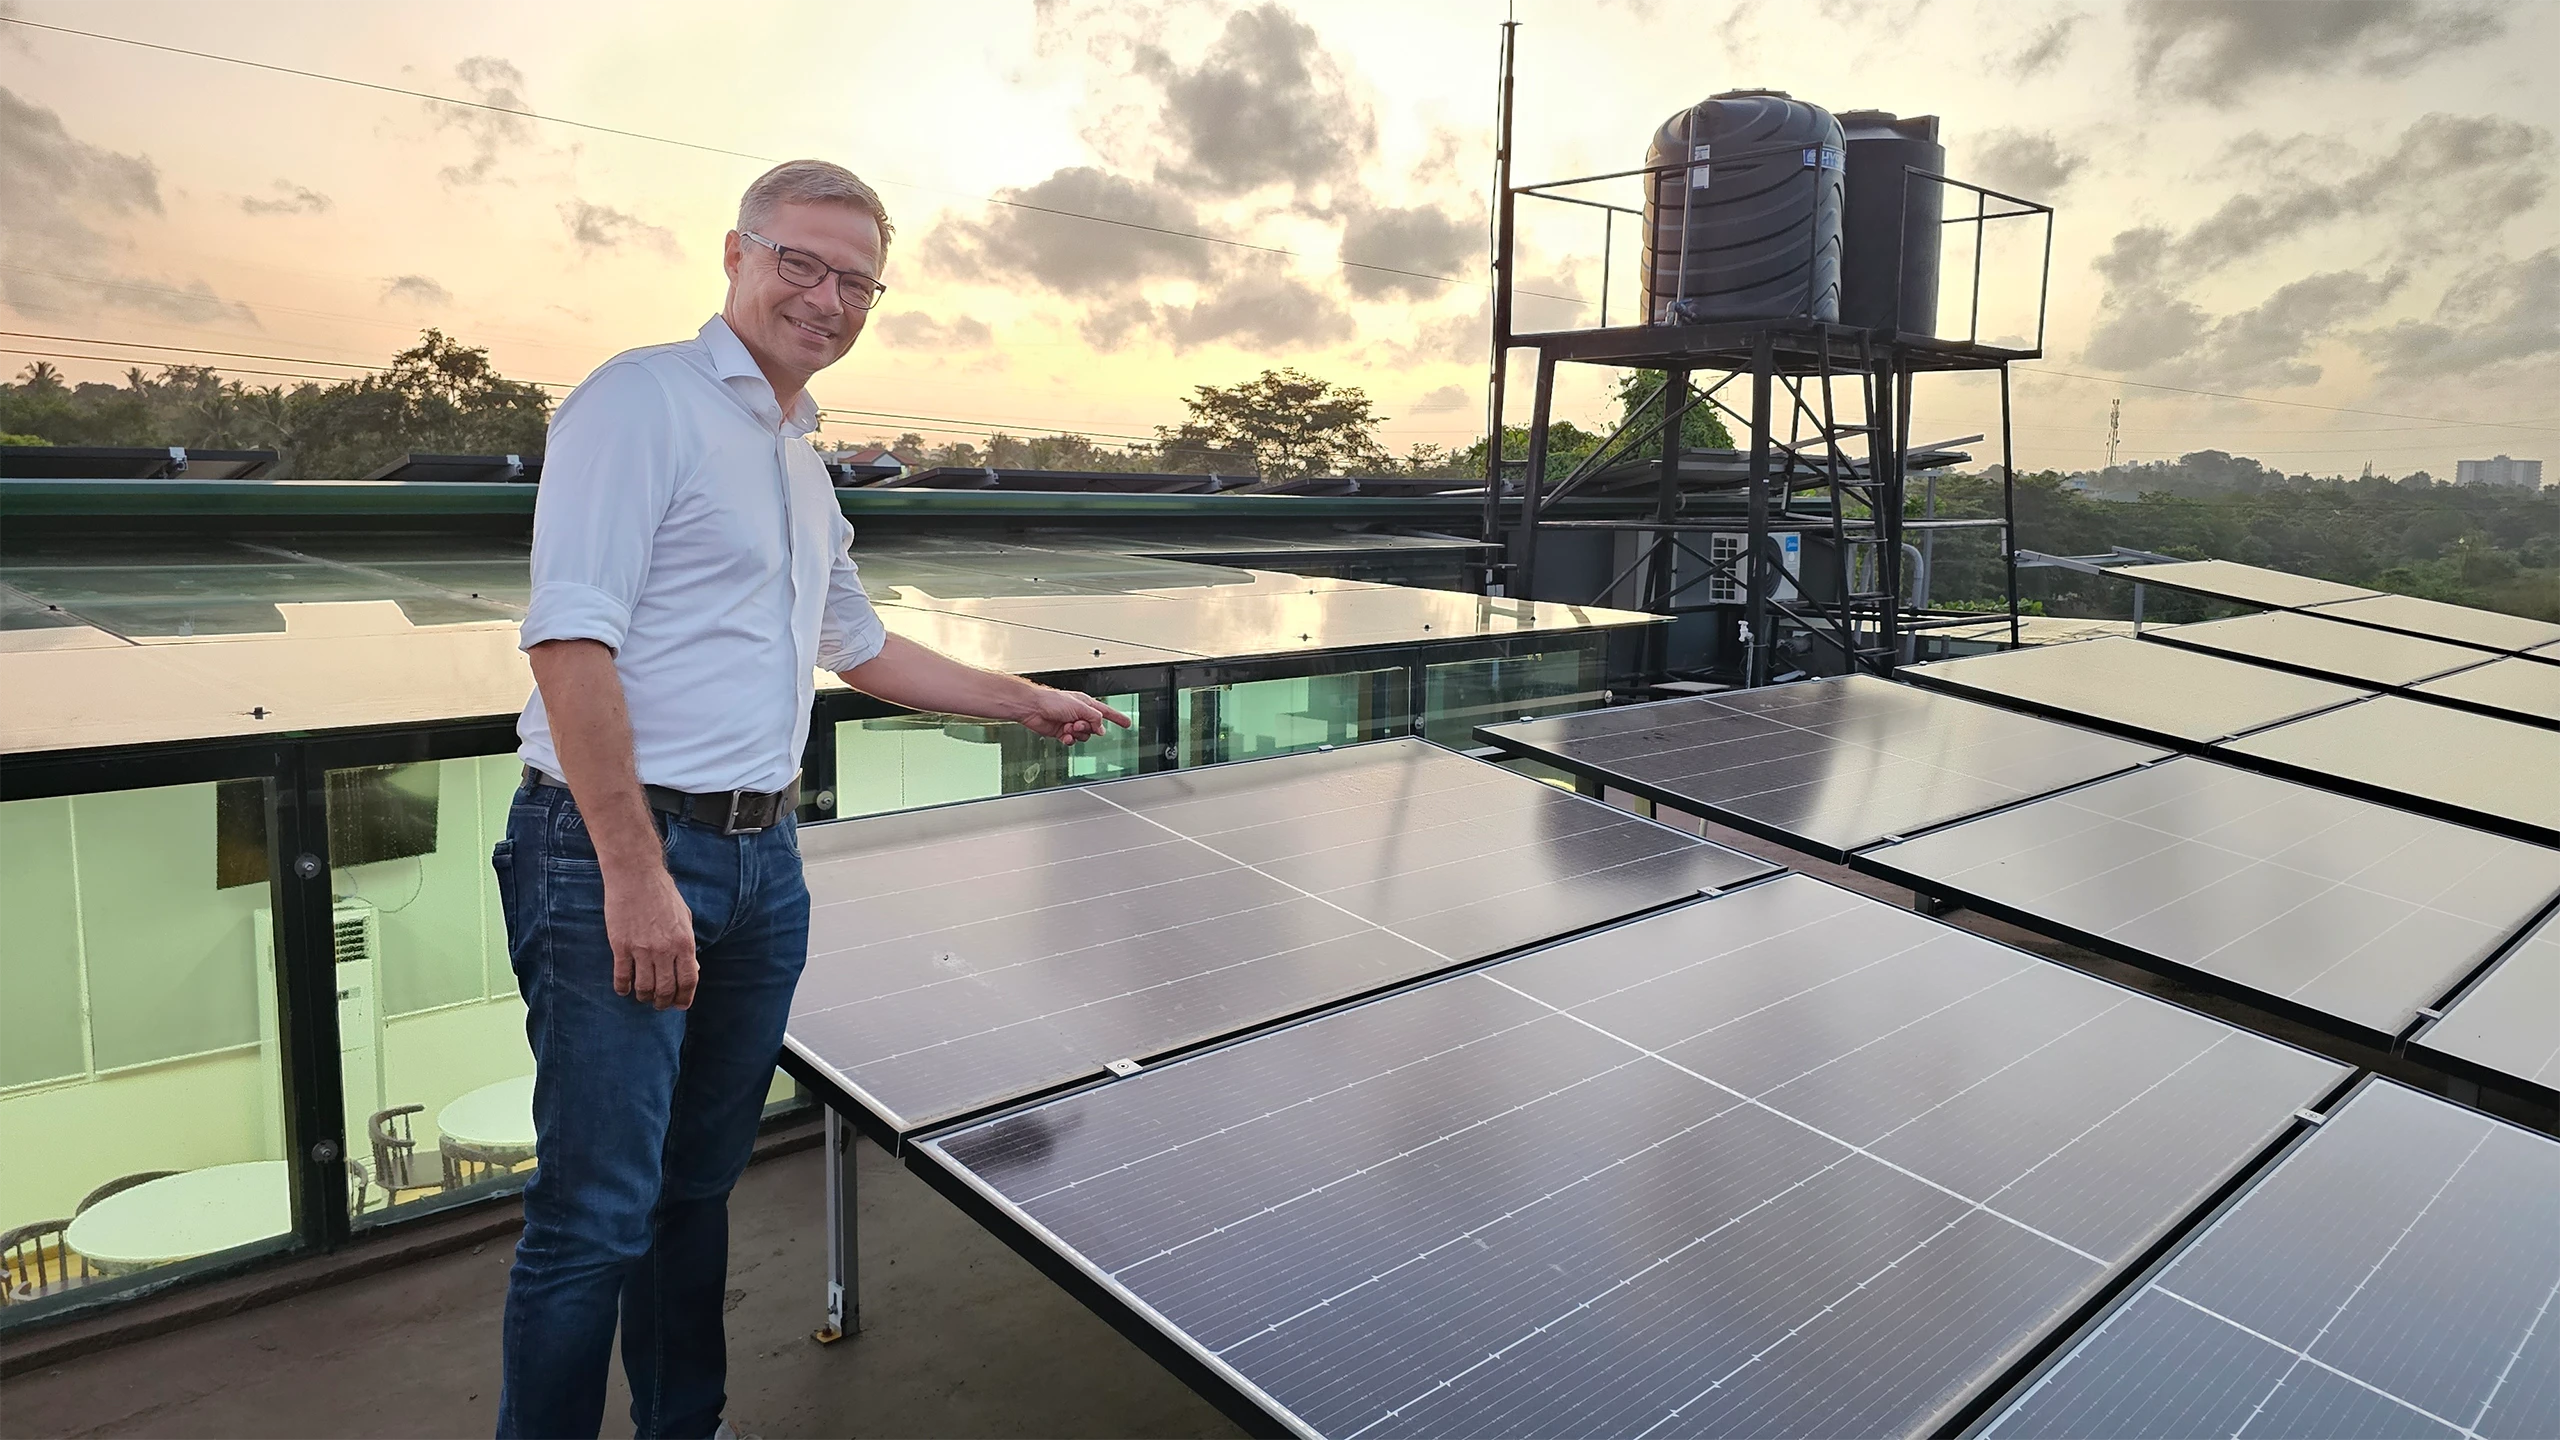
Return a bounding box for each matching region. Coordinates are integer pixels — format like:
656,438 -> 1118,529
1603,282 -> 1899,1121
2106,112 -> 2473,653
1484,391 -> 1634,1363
1612,369 -> 1738,453
0,432 -> 49,447
1155,368 -> 1391,479
0,333 -> 550,479
1913,460 -> 2560,623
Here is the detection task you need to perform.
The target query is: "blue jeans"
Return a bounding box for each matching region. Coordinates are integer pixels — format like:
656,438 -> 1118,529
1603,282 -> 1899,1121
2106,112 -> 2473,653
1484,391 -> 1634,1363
490,781 -> 809,1439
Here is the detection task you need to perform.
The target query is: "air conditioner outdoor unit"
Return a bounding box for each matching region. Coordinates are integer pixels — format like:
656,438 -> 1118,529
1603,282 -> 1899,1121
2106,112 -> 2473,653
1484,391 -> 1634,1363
254,897 -> 386,1161
1705,531 -> 1802,605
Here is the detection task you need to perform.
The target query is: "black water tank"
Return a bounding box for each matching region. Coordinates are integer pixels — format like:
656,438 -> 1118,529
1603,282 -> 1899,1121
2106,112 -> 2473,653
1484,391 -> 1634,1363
1641,91 -> 1845,325
1837,110 -> 1945,335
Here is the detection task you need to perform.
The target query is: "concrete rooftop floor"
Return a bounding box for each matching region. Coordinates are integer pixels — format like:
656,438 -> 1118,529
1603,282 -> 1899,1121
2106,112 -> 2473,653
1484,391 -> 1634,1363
0,1133 -> 1242,1439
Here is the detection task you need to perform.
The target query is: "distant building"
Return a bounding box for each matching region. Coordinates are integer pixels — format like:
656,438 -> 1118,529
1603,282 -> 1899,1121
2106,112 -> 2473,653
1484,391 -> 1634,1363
2455,455 -> 2544,489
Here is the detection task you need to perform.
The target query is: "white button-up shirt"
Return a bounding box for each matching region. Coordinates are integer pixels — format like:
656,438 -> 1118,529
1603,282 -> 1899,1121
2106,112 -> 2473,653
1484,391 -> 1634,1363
516,315 -> 888,794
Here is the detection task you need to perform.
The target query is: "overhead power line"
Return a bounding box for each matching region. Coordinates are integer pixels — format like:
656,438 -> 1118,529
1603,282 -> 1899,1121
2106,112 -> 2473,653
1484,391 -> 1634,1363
2017,366 -> 2560,436
2,16 -> 1583,305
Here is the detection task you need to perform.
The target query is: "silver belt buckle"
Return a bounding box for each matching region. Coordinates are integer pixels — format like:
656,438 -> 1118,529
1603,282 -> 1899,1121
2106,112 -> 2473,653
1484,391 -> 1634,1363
722,790 -> 763,836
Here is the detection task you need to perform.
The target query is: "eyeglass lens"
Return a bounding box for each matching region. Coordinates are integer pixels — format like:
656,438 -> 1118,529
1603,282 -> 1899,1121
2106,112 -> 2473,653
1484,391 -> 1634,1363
773,249 -> 880,308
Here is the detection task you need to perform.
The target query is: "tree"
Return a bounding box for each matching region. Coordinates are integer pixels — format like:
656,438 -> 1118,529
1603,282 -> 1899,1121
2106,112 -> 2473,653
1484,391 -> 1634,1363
1611,369 -> 1737,454
1155,368 -> 1391,479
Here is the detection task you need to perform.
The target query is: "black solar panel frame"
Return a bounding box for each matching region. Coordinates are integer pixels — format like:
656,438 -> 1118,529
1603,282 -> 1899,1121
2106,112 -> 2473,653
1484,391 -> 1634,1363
1899,650 -> 2372,752
898,875 -> 2357,1440
1472,682 -> 2162,864
1847,759 -> 2560,1056
779,737 -> 1780,1143
2408,901 -> 2560,1121
2139,624 -> 2560,732
2305,591 -> 2560,659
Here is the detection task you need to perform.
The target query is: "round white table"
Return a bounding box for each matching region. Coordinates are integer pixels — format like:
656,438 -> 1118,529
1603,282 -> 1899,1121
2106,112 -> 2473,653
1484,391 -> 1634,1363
437,1074 -> 537,1155
64,1161 -> 292,1273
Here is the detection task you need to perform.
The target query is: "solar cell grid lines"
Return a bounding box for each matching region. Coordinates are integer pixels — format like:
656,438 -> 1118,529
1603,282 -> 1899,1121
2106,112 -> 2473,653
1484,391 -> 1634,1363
1985,1080 -> 2560,1440
2117,559 -> 2378,611
1903,636 -> 2367,746
928,875 -> 2347,1440
787,739 -> 1774,1132
2151,610 -> 2499,689
1858,757 -> 2560,1046
2224,697 -> 2560,844
1475,674 -> 2169,860
2415,914 -> 2560,1107
2308,592 -> 2560,658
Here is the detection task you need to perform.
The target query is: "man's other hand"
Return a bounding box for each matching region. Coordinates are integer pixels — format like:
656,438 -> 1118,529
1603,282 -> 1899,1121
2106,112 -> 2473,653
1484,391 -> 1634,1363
1020,688 -> 1134,746
609,866 -> 699,1009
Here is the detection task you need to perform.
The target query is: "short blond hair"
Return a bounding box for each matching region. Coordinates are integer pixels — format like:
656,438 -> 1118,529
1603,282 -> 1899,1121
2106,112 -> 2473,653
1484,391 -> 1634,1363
738,160 -> 894,248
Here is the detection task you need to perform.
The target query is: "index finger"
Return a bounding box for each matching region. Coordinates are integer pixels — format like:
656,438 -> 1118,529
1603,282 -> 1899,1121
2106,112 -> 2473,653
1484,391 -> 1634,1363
1088,698 -> 1134,729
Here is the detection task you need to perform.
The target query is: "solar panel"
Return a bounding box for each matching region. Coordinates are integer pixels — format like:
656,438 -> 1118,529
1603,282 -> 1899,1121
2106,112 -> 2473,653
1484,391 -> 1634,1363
1856,757 -> 2560,1047
2225,696 -> 2560,844
2308,591 -> 2560,656
2413,656 -> 2560,727
786,739 -> 1774,1132
1984,1080 -> 2560,1440
1474,674 -> 2168,860
2116,559 -> 2377,610
1903,636 -> 2366,746
2414,913 -> 2560,1107
924,875 -> 2346,1440
2150,610 -> 2496,689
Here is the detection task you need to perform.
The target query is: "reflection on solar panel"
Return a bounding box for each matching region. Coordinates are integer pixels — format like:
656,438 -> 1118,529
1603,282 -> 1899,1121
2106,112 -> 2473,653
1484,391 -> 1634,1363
2226,696 -> 2560,844
1985,1080 -> 2560,1440
925,875 -> 2346,1439
2415,915 -> 2560,1107
786,740 -> 1774,1132
2309,591 -> 2560,656
2151,610 -> 2494,688
2117,559 -> 2377,610
1903,636 -> 2365,745
1857,758 -> 2560,1046
1474,675 -> 2167,860
2413,656 -> 2560,727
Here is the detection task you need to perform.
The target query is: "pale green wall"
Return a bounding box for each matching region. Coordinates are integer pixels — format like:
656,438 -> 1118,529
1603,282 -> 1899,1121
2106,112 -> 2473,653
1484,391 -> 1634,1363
0,797 -> 85,1088
0,1048 -> 276,1224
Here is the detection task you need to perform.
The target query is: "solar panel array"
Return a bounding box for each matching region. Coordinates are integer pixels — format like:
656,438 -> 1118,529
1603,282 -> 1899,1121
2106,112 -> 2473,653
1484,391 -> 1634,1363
788,740 -> 1774,1131
1857,757 -> 2560,1046
2224,696 -> 2560,844
1474,675 -> 2167,859
1904,636 -> 2365,745
925,875 -> 2347,1439
2413,656 -> 2560,727
2415,913 -> 2560,1107
2116,559 -> 2377,610
2307,591 -> 2560,657
1985,1080 -> 2560,1440
2153,610 -> 2496,689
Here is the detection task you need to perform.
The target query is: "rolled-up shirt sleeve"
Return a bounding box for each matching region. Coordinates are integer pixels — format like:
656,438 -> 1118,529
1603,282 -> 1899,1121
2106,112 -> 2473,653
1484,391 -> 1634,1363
520,361 -> 680,653
816,508 -> 889,672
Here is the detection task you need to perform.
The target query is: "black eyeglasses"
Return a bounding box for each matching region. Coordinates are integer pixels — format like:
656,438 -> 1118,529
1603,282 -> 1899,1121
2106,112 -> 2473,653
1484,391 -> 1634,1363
741,231 -> 888,310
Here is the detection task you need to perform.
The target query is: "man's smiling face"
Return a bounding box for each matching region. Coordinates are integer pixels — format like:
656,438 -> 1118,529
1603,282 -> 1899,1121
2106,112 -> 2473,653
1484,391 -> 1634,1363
721,198 -> 883,396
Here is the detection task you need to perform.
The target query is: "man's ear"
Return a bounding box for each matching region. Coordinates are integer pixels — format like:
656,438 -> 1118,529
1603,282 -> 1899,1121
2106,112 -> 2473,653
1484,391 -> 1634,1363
722,230 -> 743,284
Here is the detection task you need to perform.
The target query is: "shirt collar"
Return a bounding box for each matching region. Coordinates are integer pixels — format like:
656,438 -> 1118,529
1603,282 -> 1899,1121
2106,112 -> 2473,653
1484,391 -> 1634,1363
698,315 -> 821,436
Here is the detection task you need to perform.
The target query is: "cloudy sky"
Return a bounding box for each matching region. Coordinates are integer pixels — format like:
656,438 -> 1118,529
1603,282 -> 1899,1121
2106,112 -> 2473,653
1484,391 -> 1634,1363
4,0 -> 2555,477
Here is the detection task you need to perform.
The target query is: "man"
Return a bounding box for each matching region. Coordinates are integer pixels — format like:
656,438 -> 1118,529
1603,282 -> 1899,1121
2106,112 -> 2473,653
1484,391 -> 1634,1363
496,159 -> 1127,1439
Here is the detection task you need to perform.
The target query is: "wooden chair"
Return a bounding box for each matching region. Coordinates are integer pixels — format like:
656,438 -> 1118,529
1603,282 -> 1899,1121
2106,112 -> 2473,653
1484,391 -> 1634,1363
441,1138 -> 521,1190
75,1170 -> 176,1216
345,1156 -> 374,1216
1,1220 -> 99,1304
369,1105 -> 436,1197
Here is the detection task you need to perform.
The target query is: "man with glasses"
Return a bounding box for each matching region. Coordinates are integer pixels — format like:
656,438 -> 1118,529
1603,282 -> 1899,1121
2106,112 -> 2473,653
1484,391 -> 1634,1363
497,159 -> 1129,1439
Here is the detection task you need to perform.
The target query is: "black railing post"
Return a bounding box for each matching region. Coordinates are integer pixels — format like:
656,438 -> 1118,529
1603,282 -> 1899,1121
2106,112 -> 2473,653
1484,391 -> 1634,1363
268,743 -> 351,1250
1743,333 -> 1775,686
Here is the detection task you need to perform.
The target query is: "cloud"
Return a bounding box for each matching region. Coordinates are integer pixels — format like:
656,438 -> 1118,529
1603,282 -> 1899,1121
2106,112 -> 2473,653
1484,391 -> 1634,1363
241,179 -> 331,216
2089,266 -> 2401,387
0,86 -> 254,325
2168,114 -> 2547,273
872,311 -> 994,349
1155,267 -> 1355,352
1408,384 -> 1468,415
930,166 -> 1217,294
1138,2 -> 1375,201
436,55 -> 533,186
1338,203 -> 1477,299
2129,0 -> 2504,100
2359,248 -> 2560,376
559,200 -> 678,256
1966,130 -> 2083,198
380,274 -> 451,306
2008,15 -> 2080,76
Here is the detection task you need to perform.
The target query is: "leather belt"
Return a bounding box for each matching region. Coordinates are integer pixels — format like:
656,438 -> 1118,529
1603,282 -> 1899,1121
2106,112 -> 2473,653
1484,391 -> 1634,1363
523,766 -> 798,836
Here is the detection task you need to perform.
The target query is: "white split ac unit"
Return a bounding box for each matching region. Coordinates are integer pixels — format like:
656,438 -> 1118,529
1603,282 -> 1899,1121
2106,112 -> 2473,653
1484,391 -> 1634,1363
254,898 -> 386,1162
1706,532 -> 1802,605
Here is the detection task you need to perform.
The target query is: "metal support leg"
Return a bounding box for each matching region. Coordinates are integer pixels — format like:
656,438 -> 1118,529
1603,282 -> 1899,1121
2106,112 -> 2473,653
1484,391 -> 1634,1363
815,1106 -> 858,1344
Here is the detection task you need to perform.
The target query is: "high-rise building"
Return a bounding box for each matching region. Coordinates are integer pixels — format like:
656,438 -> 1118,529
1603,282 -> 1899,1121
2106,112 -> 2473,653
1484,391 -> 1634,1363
2456,455 -> 2544,489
